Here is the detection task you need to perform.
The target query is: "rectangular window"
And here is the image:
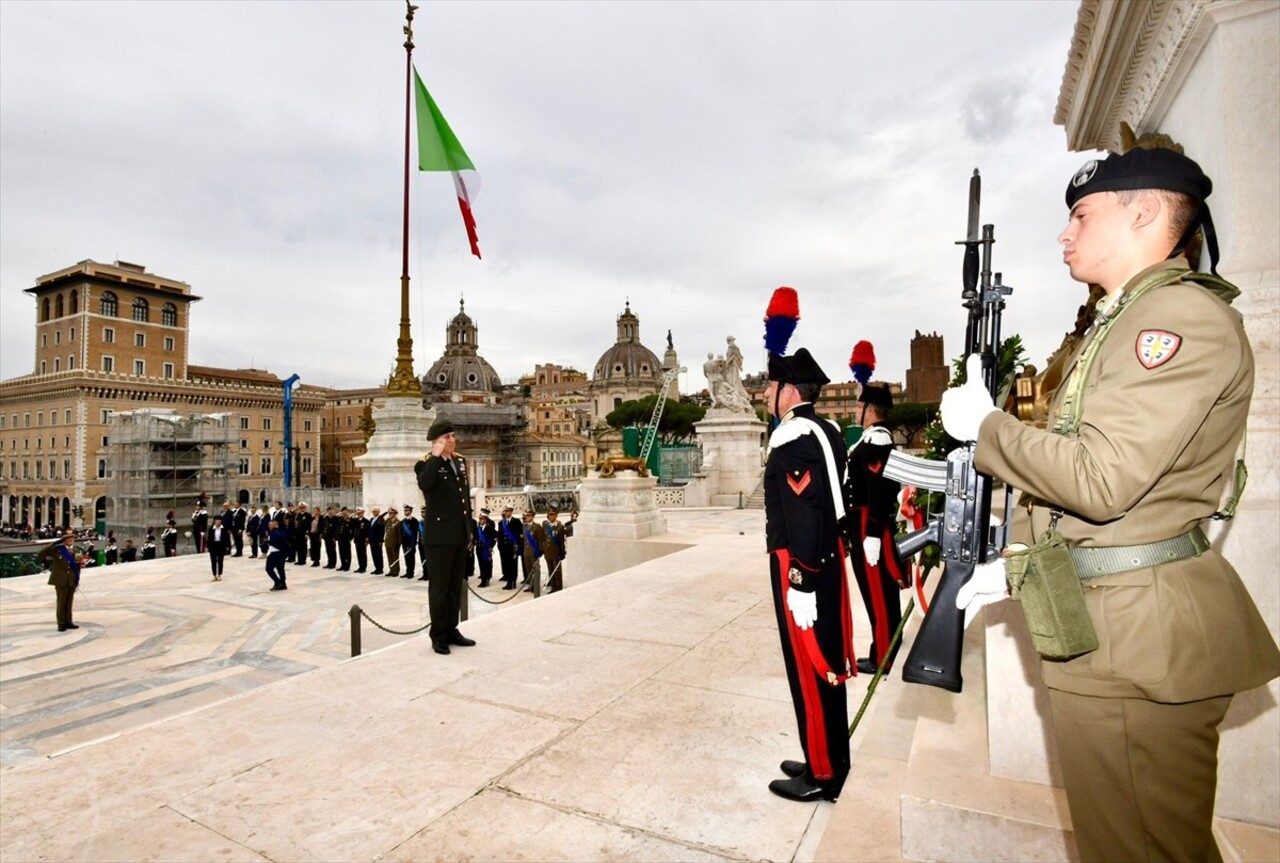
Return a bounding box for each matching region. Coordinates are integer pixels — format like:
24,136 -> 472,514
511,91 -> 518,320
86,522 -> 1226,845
102,355 -> 114,372
40,360 -> 47,374
23,461 -> 30,479
41,334 -> 47,348
263,439 -> 271,450
35,461 -> 42,479
240,438 -> 248,450
36,411 -> 44,427
262,417 -> 272,431
63,459 -> 71,479
163,363 -> 174,379
103,327 -> 115,343
48,460 -> 56,479
238,458 -> 250,475
0,415 -> 4,428
133,359 -> 144,376
240,416 -> 250,430
164,336 -> 174,351
65,409 -> 71,424
101,409 -> 112,424
97,458 -> 106,479
302,456 -> 313,474
304,440 -> 311,450
303,420 -> 312,432
64,436 -> 70,448
70,326 -> 75,341
23,412 -> 30,428
135,332 -> 146,348
260,457 -> 272,475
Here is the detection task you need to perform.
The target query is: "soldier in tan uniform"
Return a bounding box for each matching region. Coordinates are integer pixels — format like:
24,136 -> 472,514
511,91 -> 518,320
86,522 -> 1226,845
943,147 -> 1279,862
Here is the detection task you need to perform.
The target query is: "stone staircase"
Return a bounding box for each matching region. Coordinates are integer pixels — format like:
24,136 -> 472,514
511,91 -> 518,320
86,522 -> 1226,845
743,477 -> 765,509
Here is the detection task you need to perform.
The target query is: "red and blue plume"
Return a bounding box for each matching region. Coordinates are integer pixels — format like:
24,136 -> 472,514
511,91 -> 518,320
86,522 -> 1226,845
764,287 -> 800,355
849,340 -> 876,385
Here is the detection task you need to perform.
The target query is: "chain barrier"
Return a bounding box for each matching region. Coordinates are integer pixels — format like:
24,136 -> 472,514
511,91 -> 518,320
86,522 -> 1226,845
358,607 -> 430,636
466,578 -> 526,605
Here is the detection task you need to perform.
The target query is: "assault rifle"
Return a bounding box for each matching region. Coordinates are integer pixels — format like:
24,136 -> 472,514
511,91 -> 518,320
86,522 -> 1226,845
882,169 -> 1012,692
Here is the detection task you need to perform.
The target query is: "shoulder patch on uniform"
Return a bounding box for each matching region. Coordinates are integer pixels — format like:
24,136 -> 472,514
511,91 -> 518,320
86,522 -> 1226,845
1136,330 -> 1182,369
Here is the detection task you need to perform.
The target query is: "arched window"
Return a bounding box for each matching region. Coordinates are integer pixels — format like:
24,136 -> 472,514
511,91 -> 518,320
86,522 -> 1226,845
131,297 -> 149,322
100,291 -> 119,316
55,294 -> 64,317
161,303 -> 177,326
70,290 -> 78,313
41,298 -> 50,321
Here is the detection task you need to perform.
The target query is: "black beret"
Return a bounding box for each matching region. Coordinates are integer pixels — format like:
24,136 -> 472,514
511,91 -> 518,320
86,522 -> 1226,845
1066,148 -> 1212,209
858,383 -> 894,412
767,347 -> 830,386
427,418 -> 455,440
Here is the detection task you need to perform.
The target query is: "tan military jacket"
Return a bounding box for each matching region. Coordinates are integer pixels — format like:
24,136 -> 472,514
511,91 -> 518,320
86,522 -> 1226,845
977,258 -> 1279,701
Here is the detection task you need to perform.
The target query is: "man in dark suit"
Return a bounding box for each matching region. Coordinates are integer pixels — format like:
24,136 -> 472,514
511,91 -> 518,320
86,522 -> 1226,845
230,501 -> 247,556
246,508 -> 262,558
293,503 -> 312,566
353,507 -> 370,573
39,530 -> 81,631
415,418 -> 475,655
336,506 -> 353,571
321,505 -> 338,568
368,506 -> 386,574
496,505 -> 522,590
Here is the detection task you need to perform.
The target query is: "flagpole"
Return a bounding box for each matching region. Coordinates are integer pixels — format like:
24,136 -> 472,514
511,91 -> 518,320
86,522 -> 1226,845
387,0 -> 421,398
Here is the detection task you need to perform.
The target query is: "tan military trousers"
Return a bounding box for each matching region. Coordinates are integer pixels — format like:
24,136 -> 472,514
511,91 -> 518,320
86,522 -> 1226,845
1049,688 -> 1231,863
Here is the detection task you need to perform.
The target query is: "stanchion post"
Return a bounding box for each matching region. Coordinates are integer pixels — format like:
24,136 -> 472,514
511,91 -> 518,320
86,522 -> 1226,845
349,604 -> 362,657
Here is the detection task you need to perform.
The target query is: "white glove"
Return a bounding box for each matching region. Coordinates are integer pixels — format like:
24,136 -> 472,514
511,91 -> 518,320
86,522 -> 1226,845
941,354 -> 999,441
863,536 -> 882,565
955,557 -> 1011,628
786,589 -> 818,630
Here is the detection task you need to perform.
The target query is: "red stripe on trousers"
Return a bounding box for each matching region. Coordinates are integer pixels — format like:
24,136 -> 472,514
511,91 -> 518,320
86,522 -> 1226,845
776,549 -> 833,781
860,509 -> 891,663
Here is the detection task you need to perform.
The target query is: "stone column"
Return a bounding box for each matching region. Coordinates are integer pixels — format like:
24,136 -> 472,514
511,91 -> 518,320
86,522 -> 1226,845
692,410 -> 767,507
354,398 -> 435,515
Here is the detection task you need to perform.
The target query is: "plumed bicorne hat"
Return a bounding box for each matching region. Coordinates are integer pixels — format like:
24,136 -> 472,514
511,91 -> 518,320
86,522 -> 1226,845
763,287 -> 829,386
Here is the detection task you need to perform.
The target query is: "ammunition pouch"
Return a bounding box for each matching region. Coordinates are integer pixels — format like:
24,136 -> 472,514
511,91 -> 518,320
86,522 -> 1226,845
1006,530 -> 1098,660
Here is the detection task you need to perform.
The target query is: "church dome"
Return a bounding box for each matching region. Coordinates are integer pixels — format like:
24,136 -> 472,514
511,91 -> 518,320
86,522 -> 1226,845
423,298 -> 504,402
591,302 -> 662,384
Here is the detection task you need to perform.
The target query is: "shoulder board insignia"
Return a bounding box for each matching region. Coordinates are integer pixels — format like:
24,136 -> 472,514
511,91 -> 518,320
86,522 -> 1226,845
1136,330 -> 1182,369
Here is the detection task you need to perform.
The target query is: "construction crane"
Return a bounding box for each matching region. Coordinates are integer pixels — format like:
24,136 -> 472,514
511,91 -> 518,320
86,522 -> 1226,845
638,365 -> 686,465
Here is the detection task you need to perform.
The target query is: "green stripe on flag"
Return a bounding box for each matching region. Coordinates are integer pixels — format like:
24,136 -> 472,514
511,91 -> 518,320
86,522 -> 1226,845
413,68 -> 475,173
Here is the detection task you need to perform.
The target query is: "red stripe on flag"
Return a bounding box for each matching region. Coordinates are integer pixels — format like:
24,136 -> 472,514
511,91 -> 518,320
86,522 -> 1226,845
456,196 -> 481,259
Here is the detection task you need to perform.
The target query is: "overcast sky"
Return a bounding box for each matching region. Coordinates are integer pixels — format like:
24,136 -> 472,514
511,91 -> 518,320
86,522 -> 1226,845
0,0 -> 1099,397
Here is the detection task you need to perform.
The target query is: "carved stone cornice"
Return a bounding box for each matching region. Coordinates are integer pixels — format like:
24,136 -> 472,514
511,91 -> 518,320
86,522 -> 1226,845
1055,0 -> 1216,153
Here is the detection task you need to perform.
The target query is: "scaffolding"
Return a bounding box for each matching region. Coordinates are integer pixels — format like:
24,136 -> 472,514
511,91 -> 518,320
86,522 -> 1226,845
105,409 -> 237,541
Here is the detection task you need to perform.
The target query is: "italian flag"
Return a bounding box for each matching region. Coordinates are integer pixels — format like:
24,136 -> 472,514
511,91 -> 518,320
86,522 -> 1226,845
413,68 -> 481,259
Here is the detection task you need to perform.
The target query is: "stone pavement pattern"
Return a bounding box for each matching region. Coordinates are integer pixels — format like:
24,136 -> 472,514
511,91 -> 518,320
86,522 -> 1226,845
0,510 -> 873,862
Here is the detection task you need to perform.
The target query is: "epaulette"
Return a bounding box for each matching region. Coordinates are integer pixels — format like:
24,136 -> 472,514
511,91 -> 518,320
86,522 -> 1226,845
767,417 -> 813,451
861,427 -> 893,446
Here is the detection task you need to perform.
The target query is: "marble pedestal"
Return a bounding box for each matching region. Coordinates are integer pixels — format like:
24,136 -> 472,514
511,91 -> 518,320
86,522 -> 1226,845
692,411 -> 766,507
353,397 -> 435,513
574,472 -> 667,540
